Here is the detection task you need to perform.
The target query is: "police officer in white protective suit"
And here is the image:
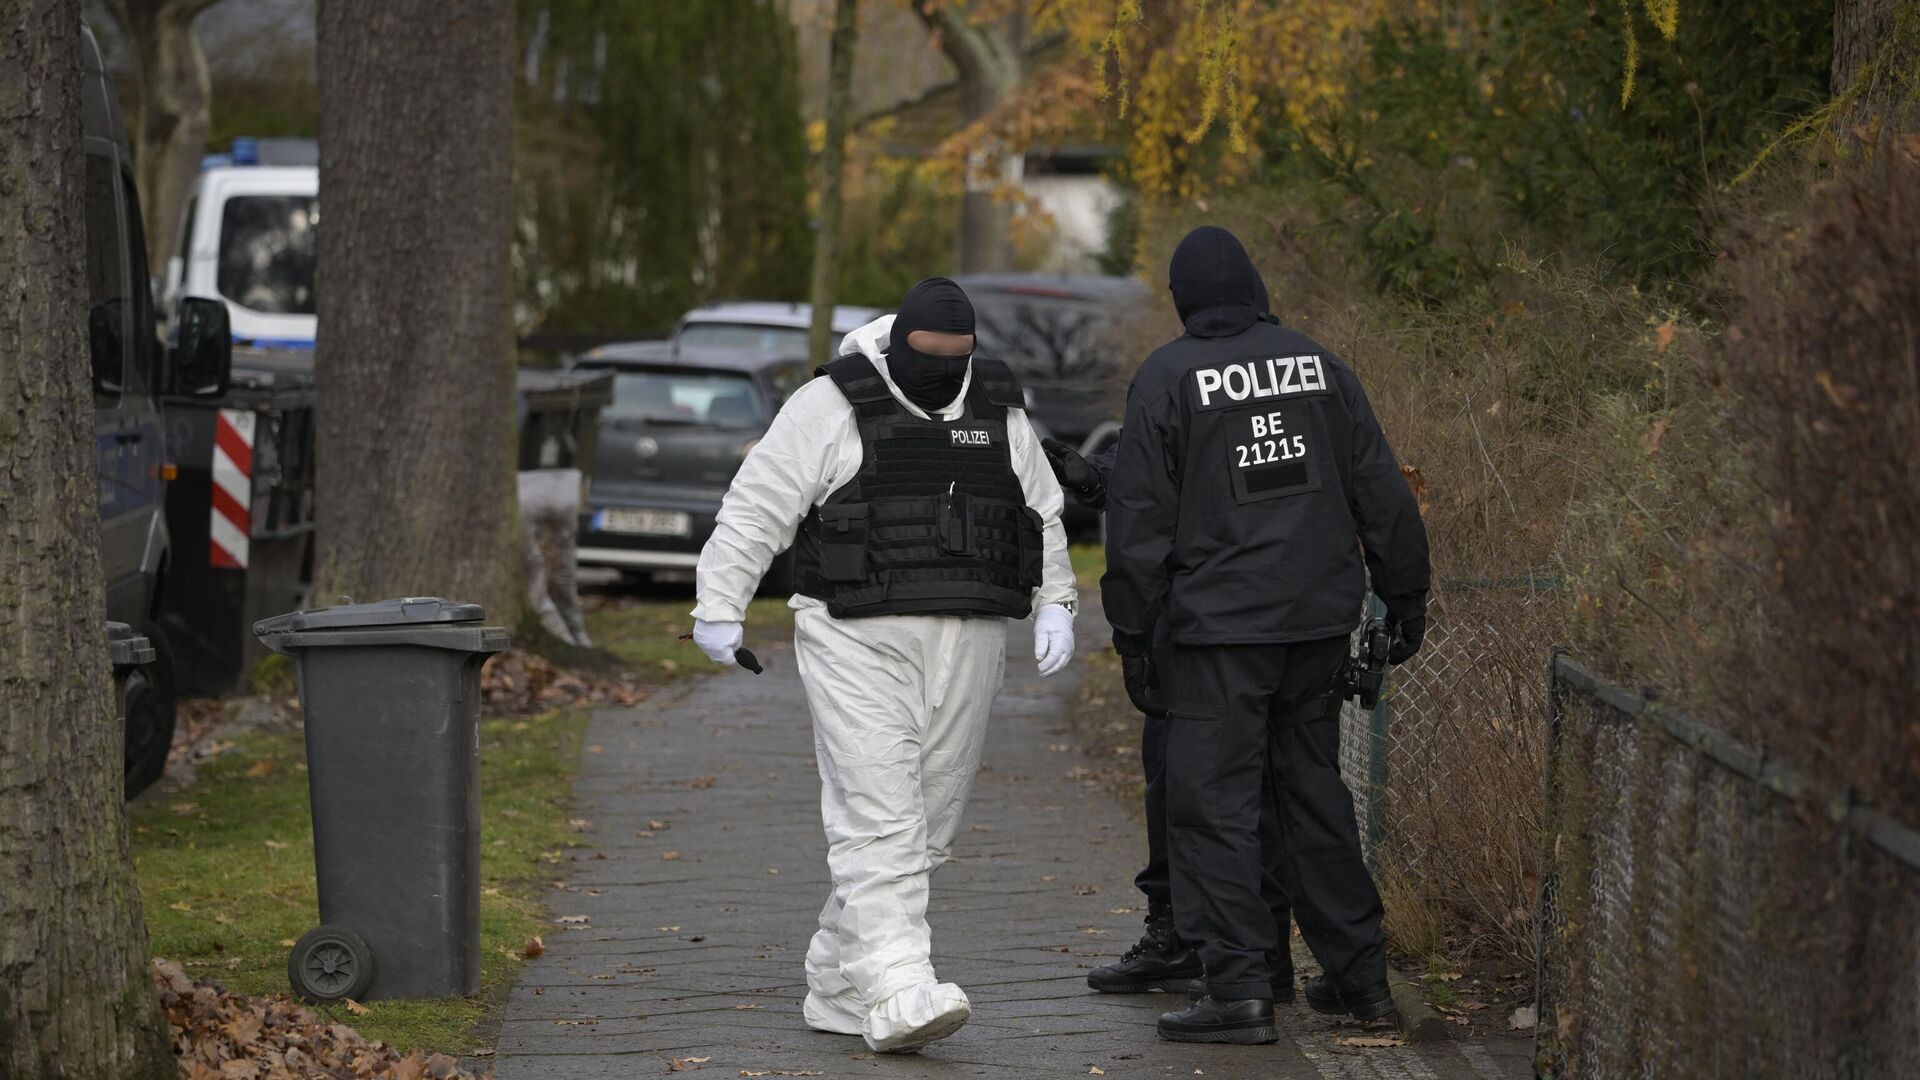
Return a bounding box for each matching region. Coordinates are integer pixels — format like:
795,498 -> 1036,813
690,277 -> 1078,1054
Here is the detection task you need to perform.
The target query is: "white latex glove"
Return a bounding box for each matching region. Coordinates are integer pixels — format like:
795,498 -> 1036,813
1033,603 -> 1075,678
692,619 -> 744,666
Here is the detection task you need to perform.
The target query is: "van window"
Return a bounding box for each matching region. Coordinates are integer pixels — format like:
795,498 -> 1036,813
120,175 -> 154,395
85,154 -> 128,405
217,195 -> 317,315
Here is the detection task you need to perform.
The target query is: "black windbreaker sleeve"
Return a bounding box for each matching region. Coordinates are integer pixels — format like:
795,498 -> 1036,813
1101,386 -> 1179,654
1087,443 -> 1118,483
1339,366 -> 1431,621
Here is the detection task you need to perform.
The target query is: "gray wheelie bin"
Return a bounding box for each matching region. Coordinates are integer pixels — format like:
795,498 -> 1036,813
254,598 -> 508,1002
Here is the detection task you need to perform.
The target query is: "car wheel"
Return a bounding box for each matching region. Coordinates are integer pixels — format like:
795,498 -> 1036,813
123,620 -> 178,799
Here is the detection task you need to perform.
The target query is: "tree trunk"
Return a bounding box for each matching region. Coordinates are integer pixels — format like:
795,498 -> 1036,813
313,0 -> 521,619
808,0 -> 860,363
0,8 -> 175,1078
919,1 -> 1024,273
109,0 -> 225,272
1832,0 -> 1919,133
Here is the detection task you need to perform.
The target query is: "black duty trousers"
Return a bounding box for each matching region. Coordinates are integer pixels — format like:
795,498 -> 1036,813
1136,709 -> 1294,982
1162,635 -> 1387,1001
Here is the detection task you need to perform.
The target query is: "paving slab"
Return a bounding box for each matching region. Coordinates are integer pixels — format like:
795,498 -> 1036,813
498,606 -> 1533,1080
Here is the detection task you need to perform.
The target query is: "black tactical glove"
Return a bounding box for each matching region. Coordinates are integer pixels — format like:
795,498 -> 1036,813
1387,613 -> 1426,666
1041,437 -> 1107,510
1122,653 -> 1167,718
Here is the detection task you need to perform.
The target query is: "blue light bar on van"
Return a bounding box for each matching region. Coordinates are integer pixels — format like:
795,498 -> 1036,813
233,336 -> 316,350
231,136 -> 259,165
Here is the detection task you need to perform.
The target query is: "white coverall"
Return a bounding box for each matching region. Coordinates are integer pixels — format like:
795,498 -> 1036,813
693,315 -> 1077,1050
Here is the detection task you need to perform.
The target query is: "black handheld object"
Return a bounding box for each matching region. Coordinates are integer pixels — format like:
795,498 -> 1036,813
677,632 -> 766,675
1339,618 -> 1392,709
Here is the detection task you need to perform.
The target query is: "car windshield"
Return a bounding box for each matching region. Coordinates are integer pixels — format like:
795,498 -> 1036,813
217,195 -> 318,315
602,368 -> 764,429
970,291 -> 1119,385
678,322 -> 809,356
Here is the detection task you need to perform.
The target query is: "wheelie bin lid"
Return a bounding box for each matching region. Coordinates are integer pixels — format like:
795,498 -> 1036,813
254,597 -> 508,655
106,621 -> 156,668
255,597 -> 484,635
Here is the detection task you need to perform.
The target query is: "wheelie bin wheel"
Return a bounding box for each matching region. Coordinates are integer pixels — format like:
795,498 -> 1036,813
288,925 -> 375,1003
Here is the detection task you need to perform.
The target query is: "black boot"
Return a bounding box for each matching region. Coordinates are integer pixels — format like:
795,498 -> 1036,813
1157,995 -> 1278,1044
1087,910 -> 1203,993
1304,974 -> 1396,1021
1188,970 -> 1296,1003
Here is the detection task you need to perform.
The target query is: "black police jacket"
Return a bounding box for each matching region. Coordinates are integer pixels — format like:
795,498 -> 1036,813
1101,320 -> 1430,651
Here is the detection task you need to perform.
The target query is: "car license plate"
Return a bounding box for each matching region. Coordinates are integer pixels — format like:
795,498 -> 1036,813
594,508 -> 691,537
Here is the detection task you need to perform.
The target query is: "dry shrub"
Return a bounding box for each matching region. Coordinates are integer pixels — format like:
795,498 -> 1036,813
1717,148 -> 1920,818
1572,145 -> 1920,816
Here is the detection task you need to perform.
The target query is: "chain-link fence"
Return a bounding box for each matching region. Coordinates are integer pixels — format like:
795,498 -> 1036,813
1338,580 -> 1563,964
1534,653 -> 1920,1078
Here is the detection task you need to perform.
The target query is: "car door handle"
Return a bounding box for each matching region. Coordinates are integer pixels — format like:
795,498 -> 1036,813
116,431 -> 143,445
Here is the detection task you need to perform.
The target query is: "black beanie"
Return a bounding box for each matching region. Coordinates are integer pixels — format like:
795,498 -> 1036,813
1168,226 -> 1265,338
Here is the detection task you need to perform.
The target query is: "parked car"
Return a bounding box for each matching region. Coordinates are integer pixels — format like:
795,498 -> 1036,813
956,273 -> 1150,446
673,301 -> 883,358
958,273 -> 1151,539
80,23 -> 234,794
571,342 -> 810,590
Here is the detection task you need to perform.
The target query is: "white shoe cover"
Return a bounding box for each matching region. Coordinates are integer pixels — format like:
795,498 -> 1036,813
863,982 -> 971,1054
803,988 -> 866,1036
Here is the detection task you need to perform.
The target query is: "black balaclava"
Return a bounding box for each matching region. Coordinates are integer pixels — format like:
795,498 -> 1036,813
1168,225 -> 1265,338
887,276 -> 976,411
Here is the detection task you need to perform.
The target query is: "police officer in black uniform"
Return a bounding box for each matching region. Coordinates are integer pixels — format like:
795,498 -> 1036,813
1043,267 -> 1302,1003
1103,226 -> 1430,1044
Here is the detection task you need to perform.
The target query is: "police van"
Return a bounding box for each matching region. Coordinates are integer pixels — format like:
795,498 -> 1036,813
81,24 -> 233,794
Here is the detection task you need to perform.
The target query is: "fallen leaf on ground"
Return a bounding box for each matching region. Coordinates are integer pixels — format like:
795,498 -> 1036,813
342,999 -> 369,1016
1510,1004 -> 1537,1030
522,936 -> 545,959
152,961 -> 482,1079
244,758 -> 276,778
1073,884 -> 1098,895
1338,1035 -> 1403,1047
689,775 -> 717,789
555,914 -> 590,926
661,850 -> 681,861
1090,1069 -> 1106,1075
649,820 -> 670,830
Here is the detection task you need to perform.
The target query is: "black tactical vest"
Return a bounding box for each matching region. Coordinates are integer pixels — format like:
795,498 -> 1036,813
792,353 -> 1044,619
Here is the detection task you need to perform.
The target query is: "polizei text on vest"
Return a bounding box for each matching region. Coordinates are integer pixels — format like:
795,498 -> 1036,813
1194,355 -> 1329,408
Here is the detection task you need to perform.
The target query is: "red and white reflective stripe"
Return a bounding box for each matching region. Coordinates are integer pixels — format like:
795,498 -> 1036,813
210,409 -> 254,569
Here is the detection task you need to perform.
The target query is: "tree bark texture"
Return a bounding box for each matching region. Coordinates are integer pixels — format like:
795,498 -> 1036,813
313,0 -> 521,619
1832,0 -> 1919,131
0,6 -> 175,1077
918,1 -> 1023,274
807,0 -> 860,363
108,0 -> 224,271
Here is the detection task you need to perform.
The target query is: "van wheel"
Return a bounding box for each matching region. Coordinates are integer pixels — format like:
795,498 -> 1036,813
123,621 -> 178,799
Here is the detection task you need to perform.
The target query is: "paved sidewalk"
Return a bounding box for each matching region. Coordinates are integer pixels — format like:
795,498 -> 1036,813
496,612 -> 1532,1079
